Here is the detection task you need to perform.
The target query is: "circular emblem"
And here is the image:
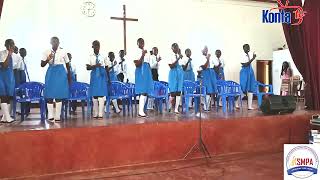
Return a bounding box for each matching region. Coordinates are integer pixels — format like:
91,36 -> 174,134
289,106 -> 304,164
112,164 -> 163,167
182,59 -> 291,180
286,146 -> 319,179
81,1 -> 96,17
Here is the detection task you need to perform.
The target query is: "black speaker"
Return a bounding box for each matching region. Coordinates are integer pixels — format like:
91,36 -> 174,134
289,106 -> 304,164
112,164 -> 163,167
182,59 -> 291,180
260,95 -> 296,115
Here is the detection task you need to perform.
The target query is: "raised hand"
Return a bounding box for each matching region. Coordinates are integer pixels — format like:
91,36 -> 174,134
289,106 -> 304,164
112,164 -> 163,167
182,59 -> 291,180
253,53 -> 257,59
157,56 -> 162,62
142,50 -> 148,56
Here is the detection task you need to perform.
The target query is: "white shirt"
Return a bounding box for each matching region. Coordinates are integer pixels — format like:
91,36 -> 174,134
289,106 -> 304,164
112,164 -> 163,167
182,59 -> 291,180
0,50 -> 9,63
105,59 -> 118,74
242,51 -> 254,63
149,54 -> 160,69
12,53 -> 22,70
87,53 -> 107,67
168,52 -> 183,65
212,57 -> 225,68
181,57 -> 194,71
42,47 -> 69,65
117,58 -> 127,75
199,55 -> 210,70
134,48 -> 149,64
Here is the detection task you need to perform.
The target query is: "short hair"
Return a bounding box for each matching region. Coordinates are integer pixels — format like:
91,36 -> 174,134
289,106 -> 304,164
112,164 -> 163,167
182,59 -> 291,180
215,49 -> 221,53
243,44 -> 249,48
67,53 -> 71,56
171,43 -> 178,49
152,47 -> 158,50
108,52 -> 114,56
4,39 -> 14,47
137,38 -> 144,43
92,40 -> 100,46
119,50 -> 125,53
51,36 -> 59,42
185,48 -> 191,53
19,48 -> 26,52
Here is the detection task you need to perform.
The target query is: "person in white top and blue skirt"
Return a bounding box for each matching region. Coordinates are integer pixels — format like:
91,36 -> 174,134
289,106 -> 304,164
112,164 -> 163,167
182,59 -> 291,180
41,37 -> 71,123
106,51 -> 121,114
87,40 -> 108,119
213,50 -> 225,80
168,43 -> 184,114
182,48 -> 195,82
238,44 -> 257,110
134,38 -> 154,117
200,46 -> 217,111
0,39 -> 16,123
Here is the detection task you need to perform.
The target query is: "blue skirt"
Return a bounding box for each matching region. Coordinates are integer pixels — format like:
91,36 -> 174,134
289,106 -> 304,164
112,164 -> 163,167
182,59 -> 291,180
169,65 -> 184,93
135,62 -> 154,94
215,67 -> 225,80
0,66 -> 15,96
14,69 -> 27,87
201,68 -> 217,94
90,67 -> 108,97
109,71 -> 118,81
44,65 -> 69,99
184,69 -> 195,82
240,65 -> 256,93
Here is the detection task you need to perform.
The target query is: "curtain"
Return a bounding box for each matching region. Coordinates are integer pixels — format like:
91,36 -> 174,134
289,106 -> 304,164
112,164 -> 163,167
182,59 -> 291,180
281,0 -> 320,109
0,0 -> 4,20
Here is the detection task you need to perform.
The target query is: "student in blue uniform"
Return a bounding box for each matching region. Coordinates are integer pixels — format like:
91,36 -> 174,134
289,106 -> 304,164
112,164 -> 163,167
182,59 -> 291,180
0,39 -> 16,123
238,44 -> 257,110
181,48 -> 195,108
67,53 -> 77,114
41,37 -> 71,123
168,43 -> 184,114
200,46 -> 217,111
87,40 -> 108,119
213,50 -> 225,80
117,50 -> 128,83
134,38 -> 154,117
182,48 -> 195,82
106,51 -> 121,114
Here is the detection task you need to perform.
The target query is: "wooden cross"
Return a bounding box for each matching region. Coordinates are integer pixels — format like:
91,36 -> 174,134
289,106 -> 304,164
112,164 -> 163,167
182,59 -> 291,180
110,5 -> 138,54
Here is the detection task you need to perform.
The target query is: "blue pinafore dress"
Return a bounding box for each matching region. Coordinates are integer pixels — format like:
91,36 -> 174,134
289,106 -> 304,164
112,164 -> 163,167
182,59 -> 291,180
183,59 -> 195,82
135,62 -> 154,95
240,64 -> 256,93
0,54 -> 15,96
89,55 -> 108,97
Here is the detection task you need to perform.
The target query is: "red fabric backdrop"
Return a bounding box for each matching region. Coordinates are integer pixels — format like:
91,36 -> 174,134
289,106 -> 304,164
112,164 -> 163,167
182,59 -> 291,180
0,0 -> 4,20
281,0 -> 320,109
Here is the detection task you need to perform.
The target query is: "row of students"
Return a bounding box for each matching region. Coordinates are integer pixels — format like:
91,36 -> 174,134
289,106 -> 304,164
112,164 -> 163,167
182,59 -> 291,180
0,37 -> 256,122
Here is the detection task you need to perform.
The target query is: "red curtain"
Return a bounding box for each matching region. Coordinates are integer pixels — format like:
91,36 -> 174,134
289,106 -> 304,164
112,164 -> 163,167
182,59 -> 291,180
281,0 -> 320,109
0,0 -> 4,20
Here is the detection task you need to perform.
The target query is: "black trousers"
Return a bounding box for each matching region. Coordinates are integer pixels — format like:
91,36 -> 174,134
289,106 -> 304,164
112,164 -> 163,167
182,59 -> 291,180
117,73 -> 124,82
151,69 -> 159,81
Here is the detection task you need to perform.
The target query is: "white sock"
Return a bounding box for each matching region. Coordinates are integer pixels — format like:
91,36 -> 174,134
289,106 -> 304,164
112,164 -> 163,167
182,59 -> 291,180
112,99 -> 121,113
16,103 -> 21,113
55,102 -> 62,120
189,98 -> 193,108
47,103 -> 54,121
147,98 -> 154,109
168,96 -> 174,110
1,103 -> 14,122
92,98 -> 98,117
139,95 -> 146,116
175,96 -> 181,113
204,95 -> 211,111
98,97 -> 105,117
248,92 -> 254,110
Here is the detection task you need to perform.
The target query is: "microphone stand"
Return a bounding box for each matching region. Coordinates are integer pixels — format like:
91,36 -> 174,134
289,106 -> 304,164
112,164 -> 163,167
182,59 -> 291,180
183,76 -> 211,160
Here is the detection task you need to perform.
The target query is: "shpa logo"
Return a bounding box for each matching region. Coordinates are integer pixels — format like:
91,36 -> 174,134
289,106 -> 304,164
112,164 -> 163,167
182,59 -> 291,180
286,146 -> 319,179
262,0 -> 306,25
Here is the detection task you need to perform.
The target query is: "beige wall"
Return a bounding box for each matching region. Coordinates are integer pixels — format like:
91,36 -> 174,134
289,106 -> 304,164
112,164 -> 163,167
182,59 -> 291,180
0,0 -> 286,83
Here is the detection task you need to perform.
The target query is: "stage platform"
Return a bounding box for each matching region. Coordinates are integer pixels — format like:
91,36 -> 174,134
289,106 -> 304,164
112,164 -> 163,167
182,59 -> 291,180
0,102 -> 317,179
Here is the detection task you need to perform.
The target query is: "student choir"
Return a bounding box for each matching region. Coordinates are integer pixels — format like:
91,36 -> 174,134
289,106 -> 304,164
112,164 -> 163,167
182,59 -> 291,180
0,37 -> 258,123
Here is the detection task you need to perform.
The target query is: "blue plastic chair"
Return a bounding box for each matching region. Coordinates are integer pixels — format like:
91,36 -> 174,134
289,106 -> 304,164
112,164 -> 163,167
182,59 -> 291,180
106,81 -> 131,117
225,81 -> 243,112
126,83 -> 137,116
13,82 -> 45,121
254,81 -> 273,108
148,81 -> 169,113
63,82 -> 90,119
183,80 -> 207,113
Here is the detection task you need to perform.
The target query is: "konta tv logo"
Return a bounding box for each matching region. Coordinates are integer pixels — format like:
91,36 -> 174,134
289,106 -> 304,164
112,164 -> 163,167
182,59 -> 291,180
262,0 -> 306,25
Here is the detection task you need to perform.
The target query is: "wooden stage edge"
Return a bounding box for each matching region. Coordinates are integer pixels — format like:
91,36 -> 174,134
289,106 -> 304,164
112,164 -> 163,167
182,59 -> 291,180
0,110 -> 315,179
